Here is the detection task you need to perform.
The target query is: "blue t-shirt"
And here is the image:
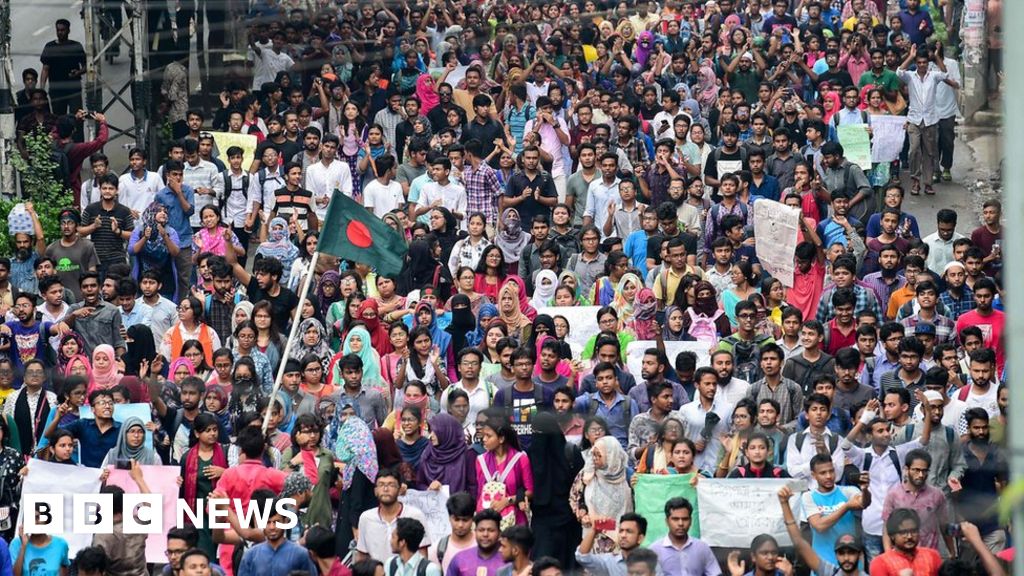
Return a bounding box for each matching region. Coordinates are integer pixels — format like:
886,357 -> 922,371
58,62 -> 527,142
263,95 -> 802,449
155,184 -> 196,245
801,486 -> 859,566
9,536 -> 70,576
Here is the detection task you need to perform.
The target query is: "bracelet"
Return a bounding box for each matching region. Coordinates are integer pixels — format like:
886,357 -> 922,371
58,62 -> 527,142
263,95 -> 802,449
784,521 -> 796,526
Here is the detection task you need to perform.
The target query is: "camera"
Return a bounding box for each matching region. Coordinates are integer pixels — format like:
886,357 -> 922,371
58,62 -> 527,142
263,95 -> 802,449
944,523 -> 961,538
115,458 -> 132,470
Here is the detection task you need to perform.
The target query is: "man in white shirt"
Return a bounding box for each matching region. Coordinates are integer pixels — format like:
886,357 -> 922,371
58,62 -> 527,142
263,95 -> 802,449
923,209 -> 963,273
80,154 -> 109,211
896,42 -> 957,195
583,153 -> 622,239
221,146 -> 252,250
673,367 -> 732,474
363,156 -> 404,218
182,139 -> 224,229
118,148 -> 161,217
439,348 -> 494,428
305,133 -> 353,221
248,31 -> 294,91
932,49 -> 961,183
416,157 -> 467,225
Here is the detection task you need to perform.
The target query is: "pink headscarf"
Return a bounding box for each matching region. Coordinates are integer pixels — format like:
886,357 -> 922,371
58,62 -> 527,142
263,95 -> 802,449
88,344 -> 122,395
416,74 -> 441,115
696,62 -> 720,110
168,357 -> 196,382
64,354 -> 92,380
821,91 -> 842,125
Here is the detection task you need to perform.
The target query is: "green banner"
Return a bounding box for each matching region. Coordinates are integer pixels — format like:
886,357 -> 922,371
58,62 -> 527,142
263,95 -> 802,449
634,473 -> 700,545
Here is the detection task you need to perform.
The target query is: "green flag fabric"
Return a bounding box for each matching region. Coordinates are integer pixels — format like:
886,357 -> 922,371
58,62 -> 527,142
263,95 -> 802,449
318,192 -> 408,277
634,473 -> 700,545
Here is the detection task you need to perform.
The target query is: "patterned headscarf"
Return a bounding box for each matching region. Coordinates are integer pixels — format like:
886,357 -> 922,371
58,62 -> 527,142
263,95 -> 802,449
334,416 -> 379,490
316,271 -> 341,318
141,202 -> 171,259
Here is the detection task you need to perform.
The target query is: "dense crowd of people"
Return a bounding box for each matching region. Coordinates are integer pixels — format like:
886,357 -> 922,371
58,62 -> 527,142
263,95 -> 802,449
2,0 -> 1009,575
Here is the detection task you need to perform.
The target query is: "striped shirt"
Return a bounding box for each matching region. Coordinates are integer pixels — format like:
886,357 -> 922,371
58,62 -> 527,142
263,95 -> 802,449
272,186 -> 314,231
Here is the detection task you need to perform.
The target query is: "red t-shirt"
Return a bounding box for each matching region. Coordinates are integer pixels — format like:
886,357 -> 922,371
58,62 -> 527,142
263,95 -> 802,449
824,318 -> 857,355
787,259 -> 825,321
956,309 -> 1005,371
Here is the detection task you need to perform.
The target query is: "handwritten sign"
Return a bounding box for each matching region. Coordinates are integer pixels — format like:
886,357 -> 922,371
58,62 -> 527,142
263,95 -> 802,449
106,465 -> 181,563
696,479 -> 795,547
400,486 -> 451,544
753,200 -> 799,287
536,306 -> 601,359
837,124 -> 872,170
210,131 -> 258,171
634,473 -> 699,545
626,341 -> 711,378
19,459 -> 103,557
869,115 -> 906,163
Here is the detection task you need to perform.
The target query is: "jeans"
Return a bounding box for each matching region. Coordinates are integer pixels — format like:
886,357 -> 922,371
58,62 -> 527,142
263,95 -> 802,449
863,533 -> 883,564
175,246 -> 194,302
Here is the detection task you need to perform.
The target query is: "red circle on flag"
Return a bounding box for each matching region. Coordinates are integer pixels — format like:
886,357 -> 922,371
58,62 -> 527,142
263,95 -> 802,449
346,220 -> 373,248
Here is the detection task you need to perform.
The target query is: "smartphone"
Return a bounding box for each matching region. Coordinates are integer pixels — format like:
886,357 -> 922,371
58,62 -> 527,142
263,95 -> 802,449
594,518 -> 616,531
655,309 -> 666,326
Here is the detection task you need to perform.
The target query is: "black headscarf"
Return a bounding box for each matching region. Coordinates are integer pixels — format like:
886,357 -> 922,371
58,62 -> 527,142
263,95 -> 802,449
528,412 -> 580,509
446,294 -> 475,362
529,315 -> 572,360
398,239 -> 440,295
123,325 -> 157,377
431,206 -> 460,265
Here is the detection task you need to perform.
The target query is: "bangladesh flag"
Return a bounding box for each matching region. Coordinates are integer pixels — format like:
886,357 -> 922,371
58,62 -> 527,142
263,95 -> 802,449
318,193 -> 408,277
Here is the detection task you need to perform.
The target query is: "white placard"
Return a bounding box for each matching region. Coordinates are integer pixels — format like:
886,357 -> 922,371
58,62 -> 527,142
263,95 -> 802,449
753,200 -> 799,287
625,341 -> 712,377
536,306 -> 601,359
400,486 -> 452,545
18,459 -> 103,557
697,479 -> 795,548
869,115 -> 907,163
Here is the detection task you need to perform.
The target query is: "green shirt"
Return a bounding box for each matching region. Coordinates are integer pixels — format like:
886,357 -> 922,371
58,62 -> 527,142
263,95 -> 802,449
858,68 -> 901,93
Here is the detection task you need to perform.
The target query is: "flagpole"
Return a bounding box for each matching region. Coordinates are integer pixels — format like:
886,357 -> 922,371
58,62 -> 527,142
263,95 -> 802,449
262,250 -> 320,435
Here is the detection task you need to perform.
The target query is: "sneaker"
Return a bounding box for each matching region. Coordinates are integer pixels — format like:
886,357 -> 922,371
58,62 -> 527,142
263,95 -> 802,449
942,170 -> 952,182
932,173 -> 941,184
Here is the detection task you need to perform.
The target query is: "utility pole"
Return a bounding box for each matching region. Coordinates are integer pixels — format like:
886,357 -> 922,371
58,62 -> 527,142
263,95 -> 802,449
0,0 -> 16,197
127,0 -> 149,157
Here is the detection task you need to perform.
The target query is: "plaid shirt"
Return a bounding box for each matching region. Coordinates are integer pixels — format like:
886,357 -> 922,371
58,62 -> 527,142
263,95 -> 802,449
615,135 -> 649,168
900,313 -> 957,345
939,286 -> 976,320
816,284 -> 881,324
462,162 -> 503,225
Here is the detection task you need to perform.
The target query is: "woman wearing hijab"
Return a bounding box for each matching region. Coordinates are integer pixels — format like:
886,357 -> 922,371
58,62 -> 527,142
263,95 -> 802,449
412,301 -> 453,361
416,73 -> 440,115
464,303 -> 498,348
557,271 -> 591,306
528,316 -> 572,361
289,318 -> 332,373
88,344 -> 122,396
681,281 -> 732,340
429,207 -> 460,265
337,326 -> 385,393
505,276 -> 537,320
316,270 -> 342,320
123,325 -> 156,377
63,354 -> 91,381
255,217 -> 301,287
355,299 -> 391,355
494,208 -> 530,276
415,413 -> 476,493
695,61 -> 720,117
446,295 -> 476,369
569,436 -> 633,554
610,271 -> 643,325
57,332 -> 88,375
661,305 -> 688,341
626,288 -> 659,340
101,416 -> 162,467
496,281 -> 531,345
528,412 -> 584,570
399,238 -> 453,298
129,202 -> 180,300
333,404 -> 380,556
530,269 -> 558,310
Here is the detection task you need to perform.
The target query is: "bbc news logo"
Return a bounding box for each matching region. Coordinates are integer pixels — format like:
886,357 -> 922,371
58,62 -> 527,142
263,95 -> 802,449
22,494 -> 298,534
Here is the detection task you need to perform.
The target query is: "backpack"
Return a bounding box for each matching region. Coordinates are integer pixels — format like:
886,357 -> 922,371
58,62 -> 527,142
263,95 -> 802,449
204,292 -> 244,317
502,384 -> 545,410
792,431 -> 839,455
389,556 -> 431,576
708,202 -> 750,243
710,146 -> 749,180
729,337 -> 765,383
52,142 -> 75,190
904,423 -> 956,447
221,171 -> 251,215
436,535 -> 450,564
687,308 -> 723,348
586,392 -> 632,432
862,449 -> 902,477
477,450 -> 525,530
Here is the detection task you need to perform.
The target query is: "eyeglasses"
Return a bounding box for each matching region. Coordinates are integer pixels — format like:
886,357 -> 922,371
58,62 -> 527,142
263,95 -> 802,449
93,400 -> 114,407
24,370 -> 45,377
304,367 -> 322,373
737,313 -> 756,319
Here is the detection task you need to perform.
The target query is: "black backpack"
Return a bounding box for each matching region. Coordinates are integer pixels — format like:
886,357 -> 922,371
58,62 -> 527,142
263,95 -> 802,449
390,556 -> 431,576
52,142 -> 75,190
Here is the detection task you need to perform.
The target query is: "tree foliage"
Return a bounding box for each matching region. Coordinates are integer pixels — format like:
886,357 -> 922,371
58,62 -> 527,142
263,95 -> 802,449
2,129 -> 74,252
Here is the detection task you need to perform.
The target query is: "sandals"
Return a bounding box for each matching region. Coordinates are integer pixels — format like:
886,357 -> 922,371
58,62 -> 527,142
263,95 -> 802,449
924,186 -> 935,195
910,180 -> 921,196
